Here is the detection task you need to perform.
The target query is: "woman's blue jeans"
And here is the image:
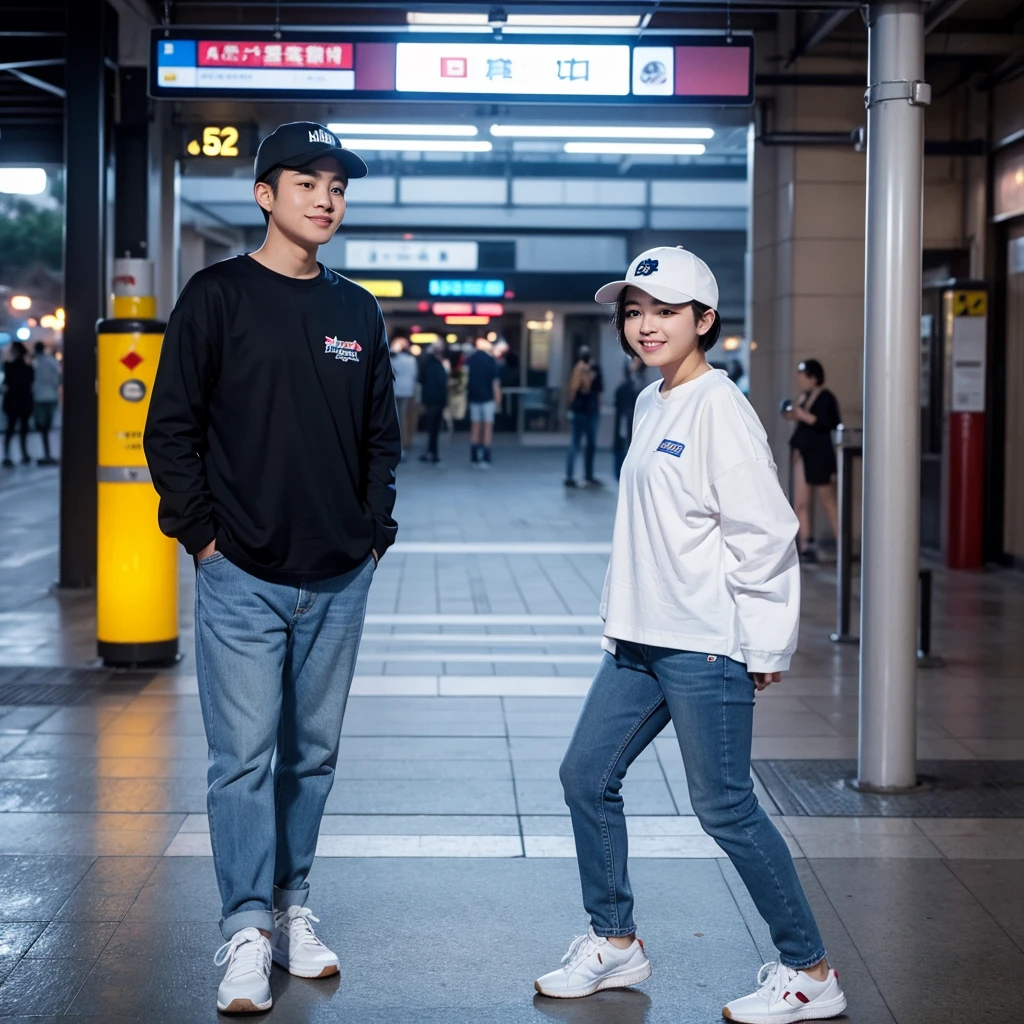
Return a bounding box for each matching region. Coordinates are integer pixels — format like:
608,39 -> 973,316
560,640 -> 827,970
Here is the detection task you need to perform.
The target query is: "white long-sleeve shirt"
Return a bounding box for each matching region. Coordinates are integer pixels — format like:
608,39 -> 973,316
601,369 -> 801,673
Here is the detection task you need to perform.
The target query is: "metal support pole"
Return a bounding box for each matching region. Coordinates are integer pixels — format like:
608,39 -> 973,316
858,2 -> 930,791
60,0 -> 107,588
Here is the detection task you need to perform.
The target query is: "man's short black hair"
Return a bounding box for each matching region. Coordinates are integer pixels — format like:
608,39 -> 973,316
613,292 -> 721,356
254,162 -> 348,226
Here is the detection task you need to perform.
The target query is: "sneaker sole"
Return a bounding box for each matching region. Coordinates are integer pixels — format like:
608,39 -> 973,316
534,960 -> 652,999
271,951 -> 339,979
723,991 -> 847,1024
217,996 -> 273,1014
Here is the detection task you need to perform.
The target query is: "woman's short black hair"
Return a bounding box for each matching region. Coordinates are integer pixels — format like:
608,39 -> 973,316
613,292 -> 721,356
798,358 -> 825,385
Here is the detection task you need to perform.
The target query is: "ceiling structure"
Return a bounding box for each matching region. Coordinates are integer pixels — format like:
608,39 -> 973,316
2,1 -> 1024,170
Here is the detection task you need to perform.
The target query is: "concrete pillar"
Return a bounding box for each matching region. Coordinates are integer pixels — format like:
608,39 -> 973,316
60,0 -> 108,588
148,102 -> 180,319
749,80 -> 868,497
857,1 -> 929,791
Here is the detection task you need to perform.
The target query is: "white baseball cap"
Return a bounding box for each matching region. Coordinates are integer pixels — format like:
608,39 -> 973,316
595,246 -> 719,309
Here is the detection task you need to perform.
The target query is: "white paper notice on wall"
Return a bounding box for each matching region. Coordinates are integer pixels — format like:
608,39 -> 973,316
951,316 -> 987,413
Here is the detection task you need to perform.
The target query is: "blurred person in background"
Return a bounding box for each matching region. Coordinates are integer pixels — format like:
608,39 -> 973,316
389,334 -> 418,461
466,337 -> 502,469
444,344 -> 467,435
419,340 -> 449,464
32,341 -> 61,466
564,346 -> 603,488
613,355 -> 644,480
783,359 -> 841,563
2,341 -> 34,468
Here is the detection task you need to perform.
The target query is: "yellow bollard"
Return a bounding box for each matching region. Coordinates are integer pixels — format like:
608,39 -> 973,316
96,258 -> 178,666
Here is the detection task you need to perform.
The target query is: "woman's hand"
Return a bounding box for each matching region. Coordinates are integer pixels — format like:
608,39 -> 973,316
752,672 -> 781,691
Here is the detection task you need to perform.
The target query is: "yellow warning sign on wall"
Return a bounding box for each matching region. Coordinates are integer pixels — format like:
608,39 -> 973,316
952,290 -> 987,316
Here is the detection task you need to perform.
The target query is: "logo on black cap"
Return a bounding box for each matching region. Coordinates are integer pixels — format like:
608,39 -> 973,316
308,128 -> 337,146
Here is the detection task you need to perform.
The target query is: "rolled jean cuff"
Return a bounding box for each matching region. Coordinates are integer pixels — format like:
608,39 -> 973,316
781,948 -> 828,971
591,924 -> 637,939
274,885 -> 309,911
221,907 -> 274,940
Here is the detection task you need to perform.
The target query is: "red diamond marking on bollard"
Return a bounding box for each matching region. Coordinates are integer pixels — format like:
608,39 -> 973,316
120,351 -> 143,371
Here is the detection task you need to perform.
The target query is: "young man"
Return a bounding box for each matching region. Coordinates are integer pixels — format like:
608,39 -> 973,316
465,337 -> 502,468
144,122 -> 400,1015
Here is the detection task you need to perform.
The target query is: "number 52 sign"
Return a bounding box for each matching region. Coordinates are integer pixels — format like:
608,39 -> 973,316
182,124 -> 255,159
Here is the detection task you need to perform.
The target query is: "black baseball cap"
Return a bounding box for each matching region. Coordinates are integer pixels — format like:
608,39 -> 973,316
254,121 -> 368,182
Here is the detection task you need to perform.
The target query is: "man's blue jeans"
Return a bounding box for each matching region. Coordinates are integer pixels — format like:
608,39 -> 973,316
194,551 -> 374,939
566,411 -> 600,481
560,640 -> 827,970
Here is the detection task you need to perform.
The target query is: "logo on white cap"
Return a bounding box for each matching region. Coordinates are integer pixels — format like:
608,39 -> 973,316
594,245 -> 719,309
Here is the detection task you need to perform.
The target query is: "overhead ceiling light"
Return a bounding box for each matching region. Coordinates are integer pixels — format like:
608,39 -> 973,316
564,142 -> 707,156
0,167 -> 47,195
408,13 -> 641,28
407,12 -> 489,24
341,139 -> 493,153
492,125 -> 714,139
327,123 -> 478,136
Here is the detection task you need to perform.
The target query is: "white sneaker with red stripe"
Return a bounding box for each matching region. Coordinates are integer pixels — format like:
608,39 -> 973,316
534,926 -> 652,998
270,906 -> 340,978
723,961 -> 846,1023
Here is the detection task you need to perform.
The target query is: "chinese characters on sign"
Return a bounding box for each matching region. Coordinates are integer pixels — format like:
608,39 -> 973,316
486,59 -> 513,80
557,59 -> 589,82
398,43 -> 630,96
198,41 -> 353,68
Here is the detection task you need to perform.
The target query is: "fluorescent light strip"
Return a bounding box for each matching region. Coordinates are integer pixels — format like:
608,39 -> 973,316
327,123 -> 478,137
408,13 -> 641,28
565,142 -> 707,156
0,167 -> 47,195
341,139 -> 493,153
491,125 -> 714,140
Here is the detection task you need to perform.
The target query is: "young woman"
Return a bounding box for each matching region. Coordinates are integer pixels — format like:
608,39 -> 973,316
535,247 -> 846,1023
784,359 -> 841,562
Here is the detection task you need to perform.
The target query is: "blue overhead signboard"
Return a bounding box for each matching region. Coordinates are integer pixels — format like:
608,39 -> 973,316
151,30 -> 754,105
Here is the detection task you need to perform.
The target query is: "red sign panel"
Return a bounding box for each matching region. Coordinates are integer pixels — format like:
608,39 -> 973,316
474,302 -> 504,316
197,41 -> 353,69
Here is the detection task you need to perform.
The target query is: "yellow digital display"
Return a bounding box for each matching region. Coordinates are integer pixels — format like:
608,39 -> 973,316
186,126 -> 242,158
351,279 -> 404,298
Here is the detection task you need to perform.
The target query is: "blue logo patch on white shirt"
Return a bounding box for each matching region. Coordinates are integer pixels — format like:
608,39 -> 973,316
656,439 -> 686,457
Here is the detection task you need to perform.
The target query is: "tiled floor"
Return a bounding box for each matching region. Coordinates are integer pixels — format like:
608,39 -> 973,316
0,442 -> 1022,1021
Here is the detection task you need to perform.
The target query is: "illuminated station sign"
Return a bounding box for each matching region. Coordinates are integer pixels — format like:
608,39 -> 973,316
151,32 -> 753,105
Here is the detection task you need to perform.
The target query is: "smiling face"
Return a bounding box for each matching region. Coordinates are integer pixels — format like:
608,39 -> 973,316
620,286 -> 715,370
255,156 -> 348,248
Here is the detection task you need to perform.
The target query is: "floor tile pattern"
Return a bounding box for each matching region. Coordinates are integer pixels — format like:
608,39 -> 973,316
0,445 -> 1021,1021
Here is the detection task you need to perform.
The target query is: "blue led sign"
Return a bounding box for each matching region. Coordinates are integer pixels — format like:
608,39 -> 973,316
428,279 -> 506,298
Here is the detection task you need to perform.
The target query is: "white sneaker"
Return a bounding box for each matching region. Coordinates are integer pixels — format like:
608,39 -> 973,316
214,927 -> 273,1014
534,926 -> 652,998
723,961 -> 846,1023
270,906 -> 340,978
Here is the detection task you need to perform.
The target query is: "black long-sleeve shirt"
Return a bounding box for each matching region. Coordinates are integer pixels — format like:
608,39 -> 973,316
143,255 -> 400,584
